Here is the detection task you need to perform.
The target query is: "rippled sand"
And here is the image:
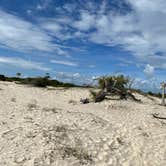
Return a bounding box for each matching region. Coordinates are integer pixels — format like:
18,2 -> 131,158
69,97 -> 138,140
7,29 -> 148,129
0,81 -> 166,166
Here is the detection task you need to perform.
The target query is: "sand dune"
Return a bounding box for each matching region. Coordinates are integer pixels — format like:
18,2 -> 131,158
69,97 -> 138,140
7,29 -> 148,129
0,81 -> 166,166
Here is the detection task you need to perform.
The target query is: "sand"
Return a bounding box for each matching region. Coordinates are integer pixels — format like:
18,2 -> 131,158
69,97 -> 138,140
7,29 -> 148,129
0,81 -> 166,166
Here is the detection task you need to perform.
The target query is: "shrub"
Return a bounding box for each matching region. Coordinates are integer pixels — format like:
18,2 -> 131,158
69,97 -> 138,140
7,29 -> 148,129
98,75 -> 129,91
31,77 -> 50,87
0,75 -> 6,81
62,146 -> 93,164
0,74 -> 78,88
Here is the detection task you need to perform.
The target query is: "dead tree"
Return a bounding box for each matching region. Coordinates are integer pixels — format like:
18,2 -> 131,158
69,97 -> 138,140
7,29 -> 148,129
152,113 -> 166,120
94,77 -> 140,102
93,78 -> 112,102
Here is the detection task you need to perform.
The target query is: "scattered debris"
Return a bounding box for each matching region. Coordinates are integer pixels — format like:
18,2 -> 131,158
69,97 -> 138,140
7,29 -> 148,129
80,98 -> 90,104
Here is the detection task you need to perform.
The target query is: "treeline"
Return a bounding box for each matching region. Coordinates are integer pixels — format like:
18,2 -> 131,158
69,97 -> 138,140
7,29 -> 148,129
0,74 -> 78,88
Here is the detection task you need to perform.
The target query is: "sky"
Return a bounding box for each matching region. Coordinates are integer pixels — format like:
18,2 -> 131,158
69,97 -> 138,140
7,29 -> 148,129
0,0 -> 165,92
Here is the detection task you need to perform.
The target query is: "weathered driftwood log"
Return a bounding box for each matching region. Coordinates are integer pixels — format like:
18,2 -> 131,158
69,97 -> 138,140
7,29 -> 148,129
127,92 -> 141,102
95,91 -> 106,102
152,113 -> 166,120
119,91 -> 127,100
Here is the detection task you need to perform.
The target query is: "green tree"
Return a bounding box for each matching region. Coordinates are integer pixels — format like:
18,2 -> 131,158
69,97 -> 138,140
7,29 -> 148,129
16,72 -> 21,78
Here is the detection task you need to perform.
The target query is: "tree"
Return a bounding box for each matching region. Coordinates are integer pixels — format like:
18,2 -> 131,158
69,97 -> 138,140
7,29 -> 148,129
16,72 -> 21,78
45,73 -> 50,79
90,75 -> 140,102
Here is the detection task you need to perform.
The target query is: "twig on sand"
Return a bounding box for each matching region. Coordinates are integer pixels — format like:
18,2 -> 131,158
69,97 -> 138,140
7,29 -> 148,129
152,113 -> 166,120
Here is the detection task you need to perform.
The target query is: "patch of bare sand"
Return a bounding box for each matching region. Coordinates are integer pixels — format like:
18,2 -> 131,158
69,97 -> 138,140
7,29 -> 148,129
0,81 -> 166,166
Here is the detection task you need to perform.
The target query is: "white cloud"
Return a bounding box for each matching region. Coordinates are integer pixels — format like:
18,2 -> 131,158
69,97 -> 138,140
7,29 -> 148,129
133,77 -> 160,92
57,0 -> 166,70
0,10 -> 68,55
144,64 -> 154,78
0,0 -> 166,78
40,20 -> 73,41
55,72 -> 94,85
50,60 -> 78,67
72,11 -> 95,31
36,0 -> 52,10
0,56 -> 50,71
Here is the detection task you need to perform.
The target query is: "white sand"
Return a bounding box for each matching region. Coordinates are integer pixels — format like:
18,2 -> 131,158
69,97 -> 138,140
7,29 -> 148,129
0,81 -> 166,166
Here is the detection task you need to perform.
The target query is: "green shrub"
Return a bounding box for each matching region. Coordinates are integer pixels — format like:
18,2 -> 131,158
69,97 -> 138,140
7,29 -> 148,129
98,75 -> 129,91
0,75 -> 6,81
0,74 -> 78,88
29,77 -> 50,87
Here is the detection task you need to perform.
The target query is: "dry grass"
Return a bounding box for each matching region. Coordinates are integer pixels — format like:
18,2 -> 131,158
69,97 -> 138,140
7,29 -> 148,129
62,146 -> 93,165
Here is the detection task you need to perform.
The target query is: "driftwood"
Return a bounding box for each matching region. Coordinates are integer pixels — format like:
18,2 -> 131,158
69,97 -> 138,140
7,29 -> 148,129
152,113 -> 166,120
95,91 -> 106,102
92,78 -> 140,103
80,98 -> 90,104
127,92 -> 141,102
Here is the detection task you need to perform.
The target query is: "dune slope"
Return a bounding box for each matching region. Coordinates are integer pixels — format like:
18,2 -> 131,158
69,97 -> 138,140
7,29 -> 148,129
0,81 -> 166,166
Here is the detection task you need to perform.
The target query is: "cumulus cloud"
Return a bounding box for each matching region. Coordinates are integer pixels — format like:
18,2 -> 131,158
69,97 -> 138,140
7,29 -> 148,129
55,72 -> 94,85
36,0 -> 53,11
133,77 -> 160,92
0,10 -> 69,56
0,0 -> 165,87
0,56 -> 50,71
72,11 -> 95,31
144,64 -> 154,78
49,0 -> 166,70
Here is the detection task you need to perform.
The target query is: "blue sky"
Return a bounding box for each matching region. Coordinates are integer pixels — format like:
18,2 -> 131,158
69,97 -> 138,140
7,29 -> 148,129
0,0 -> 165,91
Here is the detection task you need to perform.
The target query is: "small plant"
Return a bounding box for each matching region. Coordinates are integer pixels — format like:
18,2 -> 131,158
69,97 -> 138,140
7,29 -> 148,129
55,125 -> 68,132
27,100 -> 37,111
62,146 -> 93,165
11,98 -> 16,102
0,75 -> 6,81
16,72 -> 21,78
31,77 -> 50,87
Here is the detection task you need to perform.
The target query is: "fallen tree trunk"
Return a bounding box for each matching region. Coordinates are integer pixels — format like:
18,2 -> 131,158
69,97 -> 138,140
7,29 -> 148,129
152,113 -> 166,120
95,91 -> 106,102
127,92 -> 141,102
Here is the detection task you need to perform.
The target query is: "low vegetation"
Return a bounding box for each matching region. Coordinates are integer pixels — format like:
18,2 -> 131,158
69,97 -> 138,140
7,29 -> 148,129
62,146 -> 93,165
0,74 -> 78,88
90,75 -> 141,102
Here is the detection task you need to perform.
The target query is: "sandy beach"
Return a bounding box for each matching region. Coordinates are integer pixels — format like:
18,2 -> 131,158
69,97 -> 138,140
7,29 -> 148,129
0,81 -> 166,166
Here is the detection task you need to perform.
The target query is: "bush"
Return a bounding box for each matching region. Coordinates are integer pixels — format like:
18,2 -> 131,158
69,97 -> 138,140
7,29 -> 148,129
0,75 -> 6,81
30,77 -> 50,87
98,75 -> 129,91
0,74 -> 78,88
